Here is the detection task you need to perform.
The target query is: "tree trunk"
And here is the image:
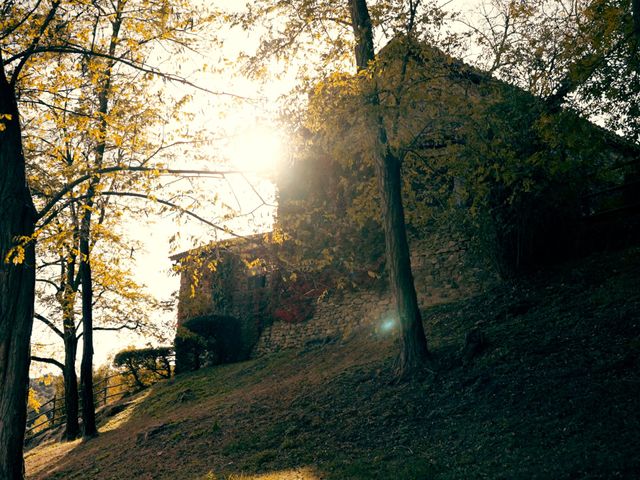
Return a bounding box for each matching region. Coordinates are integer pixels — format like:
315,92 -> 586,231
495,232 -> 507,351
79,226 -> 97,438
76,5 -> 122,439
377,149 -> 430,375
348,0 -> 429,377
0,53 -> 37,480
62,333 -> 80,440
60,258 -> 81,441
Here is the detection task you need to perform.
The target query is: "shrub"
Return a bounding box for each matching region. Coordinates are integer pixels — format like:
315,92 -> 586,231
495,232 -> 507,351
113,346 -> 173,388
174,315 -> 245,374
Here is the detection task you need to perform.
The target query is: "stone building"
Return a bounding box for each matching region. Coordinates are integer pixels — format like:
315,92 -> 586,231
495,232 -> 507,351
173,41 -> 640,359
173,233 -> 494,358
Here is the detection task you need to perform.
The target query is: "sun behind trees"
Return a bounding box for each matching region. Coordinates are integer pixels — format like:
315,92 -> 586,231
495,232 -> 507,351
212,0 -> 640,378
216,0 -> 443,378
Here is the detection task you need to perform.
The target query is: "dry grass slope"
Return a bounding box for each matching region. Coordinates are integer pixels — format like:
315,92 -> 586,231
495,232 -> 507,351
26,247 -> 640,479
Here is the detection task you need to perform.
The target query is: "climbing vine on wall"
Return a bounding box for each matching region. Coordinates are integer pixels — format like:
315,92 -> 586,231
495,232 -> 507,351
268,272 -> 321,324
210,253 -> 239,314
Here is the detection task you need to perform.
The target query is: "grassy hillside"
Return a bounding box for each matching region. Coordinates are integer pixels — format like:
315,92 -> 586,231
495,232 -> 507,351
26,247 -> 640,480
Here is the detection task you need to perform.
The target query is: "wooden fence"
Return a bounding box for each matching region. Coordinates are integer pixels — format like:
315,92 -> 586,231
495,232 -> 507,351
25,374 -> 131,441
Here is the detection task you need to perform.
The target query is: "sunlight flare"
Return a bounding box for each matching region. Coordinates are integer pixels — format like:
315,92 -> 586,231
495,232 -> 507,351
379,317 -> 396,334
229,125 -> 285,175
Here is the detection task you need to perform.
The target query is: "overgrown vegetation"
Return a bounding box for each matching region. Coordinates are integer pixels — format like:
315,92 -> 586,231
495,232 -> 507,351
280,40 -> 638,282
175,315 -> 247,374
6,0 -> 640,477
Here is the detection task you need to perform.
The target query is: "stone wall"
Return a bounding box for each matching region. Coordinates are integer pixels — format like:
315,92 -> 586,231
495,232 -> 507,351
174,237 -> 276,359
252,288 -> 392,355
252,236 -> 496,356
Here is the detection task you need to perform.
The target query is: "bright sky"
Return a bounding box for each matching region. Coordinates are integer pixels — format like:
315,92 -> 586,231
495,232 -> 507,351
88,9 -> 293,367
85,119 -> 285,365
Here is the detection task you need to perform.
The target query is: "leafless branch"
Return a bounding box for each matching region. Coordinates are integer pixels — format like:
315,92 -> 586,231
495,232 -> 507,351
98,191 -> 244,238
34,313 -> 64,339
30,355 -> 64,371
93,322 -> 140,333
6,44 -> 254,100
37,165 -> 238,224
35,278 -> 61,292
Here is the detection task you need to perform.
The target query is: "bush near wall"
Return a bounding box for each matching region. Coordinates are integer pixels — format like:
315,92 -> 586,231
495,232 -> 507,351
174,315 -> 246,374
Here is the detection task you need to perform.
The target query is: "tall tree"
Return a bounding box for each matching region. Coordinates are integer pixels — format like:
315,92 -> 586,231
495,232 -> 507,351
347,0 -> 429,376
218,0 -> 444,376
77,0 -> 123,438
32,223 -> 82,440
0,47 -> 37,480
0,1 -> 61,472
32,231 -> 164,441
0,0 -> 220,473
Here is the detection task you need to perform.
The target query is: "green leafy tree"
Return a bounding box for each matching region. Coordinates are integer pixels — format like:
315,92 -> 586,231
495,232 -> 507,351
113,346 -> 172,389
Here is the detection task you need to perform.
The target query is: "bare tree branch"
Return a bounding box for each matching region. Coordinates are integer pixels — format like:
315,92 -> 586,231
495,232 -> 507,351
30,355 -> 64,371
34,313 -> 64,339
37,165 -> 238,224
98,191 -> 244,238
35,278 -> 61,292
6,44 -> 254,100
93,323 -> 139,333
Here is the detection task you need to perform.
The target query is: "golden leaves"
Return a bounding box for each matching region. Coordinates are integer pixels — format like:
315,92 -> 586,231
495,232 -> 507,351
270,227 -> 289,245
4,245 -> 26,265
0,113 -> 12,132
